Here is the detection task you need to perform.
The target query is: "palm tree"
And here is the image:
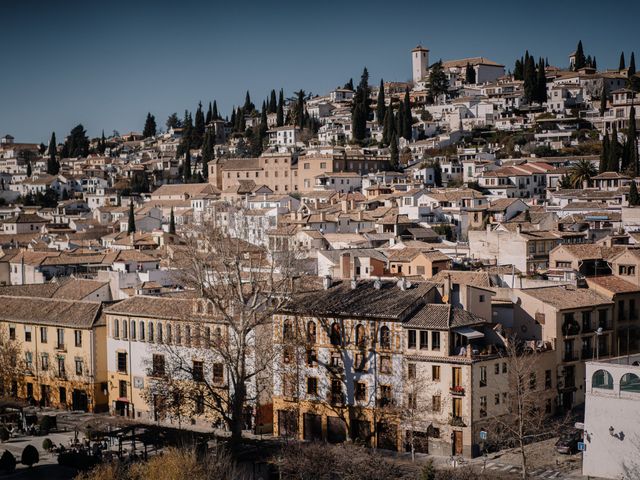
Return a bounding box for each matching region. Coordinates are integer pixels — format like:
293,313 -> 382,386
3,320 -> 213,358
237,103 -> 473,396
569,159 -> 598,188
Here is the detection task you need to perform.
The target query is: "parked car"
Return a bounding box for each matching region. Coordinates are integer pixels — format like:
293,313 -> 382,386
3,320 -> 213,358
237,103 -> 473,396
555,429 -> 582,454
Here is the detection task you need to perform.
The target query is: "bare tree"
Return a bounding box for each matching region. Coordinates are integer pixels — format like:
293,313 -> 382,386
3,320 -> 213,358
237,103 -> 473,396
0,329 -> 26,398
482,337 -> 561,479
143,219 -> 302,446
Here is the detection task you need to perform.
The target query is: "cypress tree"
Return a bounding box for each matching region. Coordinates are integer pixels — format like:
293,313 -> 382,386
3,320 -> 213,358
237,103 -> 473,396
574,40 -> 586,70
402,88 -> 412,140
536,58 -> 547,104
629,52 -> 636,77
629,106 -> 638,175
47,132 -> 58,175
212,101 -> 219,120
230,108 -> 237,130
98,130 -> 107,155
169,207 -> 176,234
243,91 -> 254,112
620,52 -> 626,71
127,202 -> 136,234
206,102 -> 213,124
382,103 -> 394,146
608,124 -> 620,172
201,131 -> 214,179
514,58 -> 524,81
600,132 -> 610,173
465,63 -> 476,84
269,89 -> 277,113
389,133 -> 399,170
376,79 -> 386,126
26,161 -> 32,177
295,90 -> 305,129
194,102 -> 205,148
143,113 -> 157,138
600,82 -> 609,116
524,54 -> 537,103
592,56 -> 597,71
276,90 -> 284,127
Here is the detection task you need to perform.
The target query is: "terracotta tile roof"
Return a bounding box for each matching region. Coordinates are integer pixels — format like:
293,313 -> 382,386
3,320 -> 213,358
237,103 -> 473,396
404,304 -> 488,329
586,276 -> 640,294
521,286 -> 613,310
281,280 -> 435,320
105,295 -> 219,322
431,270 -> 492,288
0,296 -> 102,328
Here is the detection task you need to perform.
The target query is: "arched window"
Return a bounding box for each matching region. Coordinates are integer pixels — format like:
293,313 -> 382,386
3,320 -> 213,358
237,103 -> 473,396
175,325 -> 181,345
283,320 -> 293,342
166,324 -> 172,344
130,321 -> 136,340
621,373 -> 640,393
148,322 -> 154,342
307,321 -> 317,344
157,323 -> 163,344
204,327 -> 211,347
380,326 -> 391,349
592,369 -> 614,389
355,324 -> 366,348
122,320 -> 128,340
139,321 -> 145,341
213,327 -> 222,346
330,322 -> 341,346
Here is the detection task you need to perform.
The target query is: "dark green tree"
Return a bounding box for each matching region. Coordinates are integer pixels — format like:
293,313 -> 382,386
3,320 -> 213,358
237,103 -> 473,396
344,78 -> 354,90
294,90 -> 306,129
628,106 -> 638,175
465,63 -> 476,84
269,89 -> 277,113
64,124 -> 90,157
600,81 -> 609,116
376,79 -> 386,126
524,54 -> 537,103
243,91 -> 255,112
143,113 -> 157,138
26,160 -> 32,177
629,181 -> 640,206
619,52 -> 626,71
514,57 -> 524,81
206,102 -> 213,124
20,445 -> 38,468
169,207 -> 176,234
574,40 -> 586,70
166,112 -> 181,130
629,52 -> 636,77
535,58 -> 547,104
608,124 -> 621,172
127,202 -> 136,234
276,89 -> 285,127
389,133 -> 399,170
201,131 -> 214,180
600,131 -> 610,173
402,88 -> 413,140
427,61 -> 449,103
47,132 -> 59,175
212,100 -> 219,120
433,159 -> 443,187
98,130 -> 107,154
194,102 -> 205,148
382,102 -> 395,146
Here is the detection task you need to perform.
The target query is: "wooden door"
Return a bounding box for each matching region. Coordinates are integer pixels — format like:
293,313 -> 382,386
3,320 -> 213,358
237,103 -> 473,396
454,430 -> 463,455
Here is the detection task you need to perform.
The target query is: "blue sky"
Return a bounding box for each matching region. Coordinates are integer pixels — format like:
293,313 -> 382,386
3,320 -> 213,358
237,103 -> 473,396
2,0 -> 639,143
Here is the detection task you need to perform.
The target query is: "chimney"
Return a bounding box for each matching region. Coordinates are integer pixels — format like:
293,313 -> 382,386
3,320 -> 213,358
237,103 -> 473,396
323,275 -> 333,290
516,224 -> 522,234
341,252 -> 351,279
350,278 -> 358,290
341,200 -> 348,213
373,278 -> 382,290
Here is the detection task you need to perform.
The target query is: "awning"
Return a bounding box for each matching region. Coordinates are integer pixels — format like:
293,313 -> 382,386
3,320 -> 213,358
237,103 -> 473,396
453,327 -> 484,339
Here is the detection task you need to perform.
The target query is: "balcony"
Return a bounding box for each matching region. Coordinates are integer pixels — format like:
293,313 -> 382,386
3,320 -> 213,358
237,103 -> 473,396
329,393 -> 345,406
55,343 -> 66,352
449,415 -> 466,427
562,322 -> 580,336
450,385 -> 465,396
563,352 -> 578,362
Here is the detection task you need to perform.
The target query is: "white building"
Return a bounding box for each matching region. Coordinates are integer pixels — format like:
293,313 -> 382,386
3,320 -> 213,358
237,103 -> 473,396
412,45 -> 430,83
583,355 -> 640,479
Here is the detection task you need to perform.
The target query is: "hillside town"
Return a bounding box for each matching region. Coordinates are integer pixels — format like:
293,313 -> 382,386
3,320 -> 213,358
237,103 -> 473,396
1,41 -> 640,480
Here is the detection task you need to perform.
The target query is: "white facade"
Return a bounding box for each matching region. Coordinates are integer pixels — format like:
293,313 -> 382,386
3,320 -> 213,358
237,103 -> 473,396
412,46 -> 429,84
583,356 -> 640,479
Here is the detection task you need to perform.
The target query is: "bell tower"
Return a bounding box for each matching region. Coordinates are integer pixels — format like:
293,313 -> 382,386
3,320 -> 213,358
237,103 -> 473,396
412,45 -> 430,83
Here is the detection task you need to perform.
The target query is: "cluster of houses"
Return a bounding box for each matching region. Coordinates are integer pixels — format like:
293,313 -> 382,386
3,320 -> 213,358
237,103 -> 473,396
0,44 -> 638,475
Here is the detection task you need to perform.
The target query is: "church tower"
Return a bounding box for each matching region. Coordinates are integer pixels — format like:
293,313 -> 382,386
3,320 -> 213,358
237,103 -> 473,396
412,45 -> 429,83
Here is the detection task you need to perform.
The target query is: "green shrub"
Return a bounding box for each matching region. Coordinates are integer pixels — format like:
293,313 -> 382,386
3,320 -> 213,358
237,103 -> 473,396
0,450 -> 15,473
21,445 -> 39,468
42,438 -> 53,451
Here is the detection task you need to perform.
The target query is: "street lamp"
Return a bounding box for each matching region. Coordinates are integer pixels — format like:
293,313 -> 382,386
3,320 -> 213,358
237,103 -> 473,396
595,327 -> 603,360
